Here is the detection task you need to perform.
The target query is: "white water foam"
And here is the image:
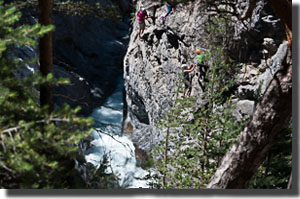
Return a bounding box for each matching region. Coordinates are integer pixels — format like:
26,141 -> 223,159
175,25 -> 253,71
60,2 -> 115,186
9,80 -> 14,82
84,77 -> 150,188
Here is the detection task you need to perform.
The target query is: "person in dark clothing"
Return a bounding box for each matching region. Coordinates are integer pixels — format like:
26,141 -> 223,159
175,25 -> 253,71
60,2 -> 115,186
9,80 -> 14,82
161,0 -> 177,21
181,64 -> 196,98
195,49 -> 209,92
198,64 -> 209,80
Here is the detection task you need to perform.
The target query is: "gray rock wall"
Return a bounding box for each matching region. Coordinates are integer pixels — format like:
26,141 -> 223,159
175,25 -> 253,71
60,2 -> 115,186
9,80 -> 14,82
124,0 -> 206,152
123,0 -> 286,152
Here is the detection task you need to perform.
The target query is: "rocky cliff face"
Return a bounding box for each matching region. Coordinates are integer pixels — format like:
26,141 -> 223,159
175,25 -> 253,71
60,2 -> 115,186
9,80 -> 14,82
53,13 -> 130,114
123,0 -> 287,152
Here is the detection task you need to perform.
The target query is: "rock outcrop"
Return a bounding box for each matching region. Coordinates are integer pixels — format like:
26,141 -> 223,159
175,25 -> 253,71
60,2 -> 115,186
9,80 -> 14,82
123,0 -> 287,152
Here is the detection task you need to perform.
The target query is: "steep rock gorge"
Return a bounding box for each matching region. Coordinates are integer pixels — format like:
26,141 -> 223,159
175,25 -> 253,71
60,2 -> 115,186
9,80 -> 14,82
123,0 -> 287,153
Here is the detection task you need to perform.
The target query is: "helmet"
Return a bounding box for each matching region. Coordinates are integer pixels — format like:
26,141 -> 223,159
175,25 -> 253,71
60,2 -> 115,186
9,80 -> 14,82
141,7 -> 145,12
195,49 -> 201,54
181,64 -> 187,68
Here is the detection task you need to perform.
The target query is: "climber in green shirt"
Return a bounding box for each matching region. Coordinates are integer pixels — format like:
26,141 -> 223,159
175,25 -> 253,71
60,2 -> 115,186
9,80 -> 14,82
195,49 -> 209,92
196,50 -> 205,65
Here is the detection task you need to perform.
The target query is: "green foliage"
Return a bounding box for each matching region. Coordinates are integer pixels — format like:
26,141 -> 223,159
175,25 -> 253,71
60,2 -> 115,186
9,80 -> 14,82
150,13 -> 246,189
85,154 -> 120,189
0,0 -> 93,188
129,12 -> 136,22
250,124 -> 292,189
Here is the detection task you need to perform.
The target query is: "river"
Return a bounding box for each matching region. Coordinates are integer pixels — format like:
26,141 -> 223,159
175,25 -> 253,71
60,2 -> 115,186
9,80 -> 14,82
83,77 -> 150,188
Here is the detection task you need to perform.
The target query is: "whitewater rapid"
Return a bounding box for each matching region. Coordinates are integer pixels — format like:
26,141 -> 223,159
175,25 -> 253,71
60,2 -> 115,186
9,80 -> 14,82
84,77 -> 150,188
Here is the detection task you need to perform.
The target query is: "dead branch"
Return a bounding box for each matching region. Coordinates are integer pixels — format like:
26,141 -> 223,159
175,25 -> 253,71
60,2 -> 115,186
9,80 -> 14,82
1,118 -> 70,135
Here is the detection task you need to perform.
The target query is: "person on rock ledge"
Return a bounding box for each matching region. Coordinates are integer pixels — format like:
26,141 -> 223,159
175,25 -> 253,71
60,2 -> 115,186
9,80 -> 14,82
181,64 -> 196,98
161,0 -> 177,21
137,7 -> 149,41
195,49 -> 209,92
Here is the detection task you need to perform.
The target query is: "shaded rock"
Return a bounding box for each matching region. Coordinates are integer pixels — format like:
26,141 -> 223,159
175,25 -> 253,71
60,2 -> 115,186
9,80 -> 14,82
11,45 -> 39,81
237,85 -> 256,100
232,100 -> 255,121
53,66 -> 103,115
127,88 -> 150,125
53,13 -> 130,107
262,37 -> 277,58
230,1 -> 285,62
134,143 -> 149,168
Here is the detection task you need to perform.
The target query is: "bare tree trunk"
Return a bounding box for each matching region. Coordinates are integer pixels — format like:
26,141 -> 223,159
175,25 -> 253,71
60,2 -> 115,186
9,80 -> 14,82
207,46 -> 292,189
39,0 -> 53,112
287,172 -> 292,189
217,139 -> 222,167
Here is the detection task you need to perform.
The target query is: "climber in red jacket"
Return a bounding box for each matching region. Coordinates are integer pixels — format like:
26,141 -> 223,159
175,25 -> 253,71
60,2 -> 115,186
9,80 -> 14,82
137,7 -> 149,40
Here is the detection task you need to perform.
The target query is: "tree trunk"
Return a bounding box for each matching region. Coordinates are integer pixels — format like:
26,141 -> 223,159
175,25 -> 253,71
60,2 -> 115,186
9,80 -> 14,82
207,46 -> 292,189
287,172 -> 292,189
39,0 -> 53,112
266,0 -> 292,46
264,152 -> 271,178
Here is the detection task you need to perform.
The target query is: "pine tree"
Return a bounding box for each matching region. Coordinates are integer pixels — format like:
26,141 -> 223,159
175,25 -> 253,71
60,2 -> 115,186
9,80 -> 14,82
0,0 -> 93,188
